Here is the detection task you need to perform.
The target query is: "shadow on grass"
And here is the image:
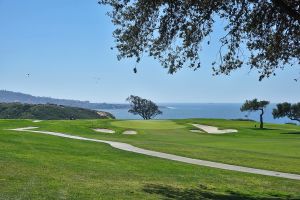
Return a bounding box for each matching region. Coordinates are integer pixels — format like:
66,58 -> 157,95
249,128 -> 278,131
143,184 -> 296,200
281,132 -> 300,135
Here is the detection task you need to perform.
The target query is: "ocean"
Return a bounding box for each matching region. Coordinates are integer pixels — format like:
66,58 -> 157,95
100,103 -> 297,124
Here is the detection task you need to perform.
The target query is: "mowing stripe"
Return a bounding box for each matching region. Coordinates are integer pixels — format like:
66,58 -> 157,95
9,127 -> 300,181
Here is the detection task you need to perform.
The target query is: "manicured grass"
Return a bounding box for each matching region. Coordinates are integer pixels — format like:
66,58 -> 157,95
1,119 -> 300,199
111,120 -> 185,129
23,119 -> 300,174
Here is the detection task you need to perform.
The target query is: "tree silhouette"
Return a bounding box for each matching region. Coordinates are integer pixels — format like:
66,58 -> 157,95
99,0 -> 300,80
126,95 -> 162,120
241,99 -> 270,128
273,102 -> 300,123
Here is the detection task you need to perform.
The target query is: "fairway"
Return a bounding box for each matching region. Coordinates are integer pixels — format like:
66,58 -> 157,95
111,120 -> 185,129
10,126 -> 300,180
1,119 -> 300,199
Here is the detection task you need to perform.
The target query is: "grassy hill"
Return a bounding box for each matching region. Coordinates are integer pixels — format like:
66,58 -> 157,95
0,103 -> 115,120
0,90 -> 128,109
0,119 -> 299,199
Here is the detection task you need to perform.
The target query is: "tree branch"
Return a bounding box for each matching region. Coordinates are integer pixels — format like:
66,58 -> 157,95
272,0 -> 300,21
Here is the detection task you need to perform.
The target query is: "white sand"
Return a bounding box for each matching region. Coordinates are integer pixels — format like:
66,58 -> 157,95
192,124 -> 238,134
9,126 -> 300,180
32,120 -> 42,123
189,129 -> 203,133
123,130 -> 137,135
93,128 -> 115,134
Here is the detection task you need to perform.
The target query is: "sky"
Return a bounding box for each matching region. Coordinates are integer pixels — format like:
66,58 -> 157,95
0,0 -> 299,103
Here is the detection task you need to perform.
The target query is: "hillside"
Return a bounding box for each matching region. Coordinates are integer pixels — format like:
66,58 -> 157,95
0,103 -> 115,120
0,90 -> 128,109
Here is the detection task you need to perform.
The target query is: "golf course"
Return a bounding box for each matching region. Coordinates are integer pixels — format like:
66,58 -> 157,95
2,0 -> 300,199
1,119 -> 299,199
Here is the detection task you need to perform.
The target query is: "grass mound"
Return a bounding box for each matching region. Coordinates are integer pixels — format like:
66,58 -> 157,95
111,120 -> 185,129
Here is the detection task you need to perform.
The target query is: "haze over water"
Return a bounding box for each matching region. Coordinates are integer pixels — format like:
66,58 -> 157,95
101,103 -> 294,124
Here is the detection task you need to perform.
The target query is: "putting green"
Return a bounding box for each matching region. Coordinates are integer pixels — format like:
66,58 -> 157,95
111,120 -> 185,130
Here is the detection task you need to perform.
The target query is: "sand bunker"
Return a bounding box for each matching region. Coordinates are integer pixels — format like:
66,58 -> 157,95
192,124 -> 238,134
93,128 -> 115,134
190,130 -> 204,133
122,130 -> 137,135
32,120 -> 42,123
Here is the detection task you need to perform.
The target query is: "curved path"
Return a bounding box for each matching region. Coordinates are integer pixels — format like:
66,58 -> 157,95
9,127 -> 300,181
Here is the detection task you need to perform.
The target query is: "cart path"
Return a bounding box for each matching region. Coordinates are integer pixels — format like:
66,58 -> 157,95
9,127 -> 300,181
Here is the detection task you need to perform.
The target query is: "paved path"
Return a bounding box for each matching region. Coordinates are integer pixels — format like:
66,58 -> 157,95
9,127 -> 300,181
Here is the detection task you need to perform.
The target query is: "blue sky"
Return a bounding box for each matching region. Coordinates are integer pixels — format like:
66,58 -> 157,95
0,0 -> 299,103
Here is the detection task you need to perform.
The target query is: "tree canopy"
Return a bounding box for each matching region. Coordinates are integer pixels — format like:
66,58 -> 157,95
0,103 -> 115,120
241,99 -> 270,128
99,0 -> 299,80
241,99 -> 270,112
126,95 -> 162,120
273,102 -> 300,122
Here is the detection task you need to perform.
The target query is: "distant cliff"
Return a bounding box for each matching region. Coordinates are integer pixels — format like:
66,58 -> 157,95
0,103 -> 115,120
0,90 -> 128,109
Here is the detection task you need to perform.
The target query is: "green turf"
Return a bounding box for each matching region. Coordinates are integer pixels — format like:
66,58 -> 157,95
1,119 -> 300,199
111,120 -> 185,129
24,119 -> 300,174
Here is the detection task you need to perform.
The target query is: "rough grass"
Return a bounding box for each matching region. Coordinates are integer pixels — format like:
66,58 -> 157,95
0,119 -> 300,199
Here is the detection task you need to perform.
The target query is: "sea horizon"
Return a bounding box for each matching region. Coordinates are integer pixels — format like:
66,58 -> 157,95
100,102 -> 297,125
